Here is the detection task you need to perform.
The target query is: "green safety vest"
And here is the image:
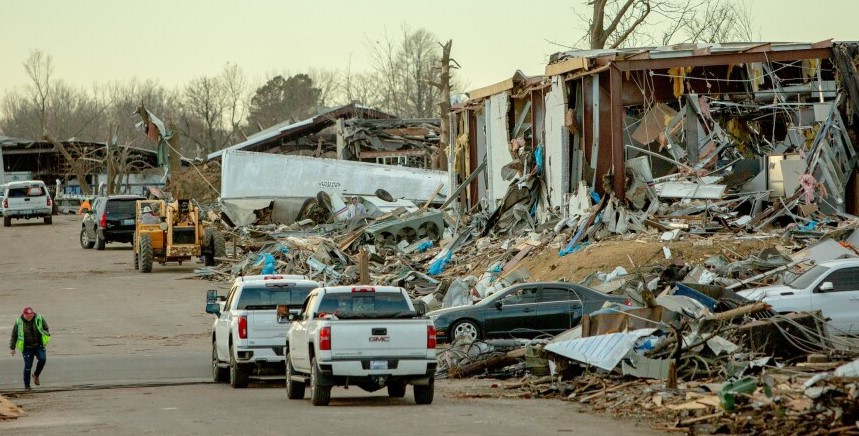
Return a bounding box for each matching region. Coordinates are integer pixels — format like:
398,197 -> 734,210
15,315 -> 51,351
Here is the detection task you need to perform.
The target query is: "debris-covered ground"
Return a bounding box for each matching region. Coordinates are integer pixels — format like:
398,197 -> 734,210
181,41 -> 859,435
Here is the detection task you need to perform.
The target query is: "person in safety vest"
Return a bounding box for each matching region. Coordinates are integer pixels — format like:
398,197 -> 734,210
9,307 -> 51,390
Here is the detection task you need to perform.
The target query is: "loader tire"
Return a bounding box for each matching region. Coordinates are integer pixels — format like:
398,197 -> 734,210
203,228 -> 226,266
139,234 -> 153,273
133,247 -> 139,270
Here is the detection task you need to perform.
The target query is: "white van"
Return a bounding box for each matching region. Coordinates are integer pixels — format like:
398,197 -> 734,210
3,180 -> 53,227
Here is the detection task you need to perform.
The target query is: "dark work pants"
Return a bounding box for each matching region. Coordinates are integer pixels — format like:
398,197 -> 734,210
22,346 -> 46,388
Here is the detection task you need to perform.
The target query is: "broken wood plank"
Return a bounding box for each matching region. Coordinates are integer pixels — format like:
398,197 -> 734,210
579,381 -> 637,403
421,182 -> 445,210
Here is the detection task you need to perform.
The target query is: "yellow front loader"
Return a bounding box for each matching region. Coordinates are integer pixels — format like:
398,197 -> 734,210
133,199 -> 225,273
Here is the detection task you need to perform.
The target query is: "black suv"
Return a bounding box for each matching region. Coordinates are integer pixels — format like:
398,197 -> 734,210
80,195 -> 145,250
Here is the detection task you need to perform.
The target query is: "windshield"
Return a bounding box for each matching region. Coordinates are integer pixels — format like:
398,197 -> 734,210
236,285 -> 316,310
787,265 -> 830,289
316,292 -> 413,319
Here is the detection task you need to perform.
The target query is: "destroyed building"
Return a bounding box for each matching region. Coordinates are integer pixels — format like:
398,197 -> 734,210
448,41 -> 859,229
0,135 -> 186,194
207,103 -> 443,170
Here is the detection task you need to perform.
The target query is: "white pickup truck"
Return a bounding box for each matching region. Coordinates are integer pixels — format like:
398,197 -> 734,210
285,286 -> 437,406
3,180 -> 53,227
206,275 -> 320,388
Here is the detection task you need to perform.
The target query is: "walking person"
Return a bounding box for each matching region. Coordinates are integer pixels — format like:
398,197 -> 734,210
9,307 -> 51,391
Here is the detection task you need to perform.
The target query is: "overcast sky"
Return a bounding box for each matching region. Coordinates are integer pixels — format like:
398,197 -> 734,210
1,0 -> 856,96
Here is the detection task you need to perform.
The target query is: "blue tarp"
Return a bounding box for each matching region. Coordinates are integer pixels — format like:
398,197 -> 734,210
428,251 -> 453,276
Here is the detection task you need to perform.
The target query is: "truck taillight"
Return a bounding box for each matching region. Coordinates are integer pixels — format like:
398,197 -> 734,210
47,196 -> 52,207
100,213 -> 107,229
319,326 -> 331,351
238,316 -> 247,339
2,199 -> 6,209
427,325 -> 437,349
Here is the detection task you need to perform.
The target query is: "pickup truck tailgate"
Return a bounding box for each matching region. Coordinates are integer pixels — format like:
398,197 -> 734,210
248,310 -> 287,347
329,320 -> 429,359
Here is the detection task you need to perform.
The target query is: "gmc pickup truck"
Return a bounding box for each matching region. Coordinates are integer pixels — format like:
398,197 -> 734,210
285,286 -> 437,406
206,274 -> 320,388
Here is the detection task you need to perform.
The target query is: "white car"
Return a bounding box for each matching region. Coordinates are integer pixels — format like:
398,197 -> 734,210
286,286 -> 437,406
3,180 -> 52,227
206,274 -> 320,388
737,258 -> 859,334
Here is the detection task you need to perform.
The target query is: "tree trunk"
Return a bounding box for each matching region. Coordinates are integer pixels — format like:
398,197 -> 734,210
45,135 -> 92,195
436,40 -> 452,171
166,119 -> 182,180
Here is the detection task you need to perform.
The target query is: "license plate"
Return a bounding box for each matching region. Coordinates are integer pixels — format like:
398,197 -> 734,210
370,360 -> 388,370
123,219 -> 134,225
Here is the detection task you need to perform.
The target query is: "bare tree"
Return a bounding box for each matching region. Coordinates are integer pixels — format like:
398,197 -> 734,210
23,50 -> 53,134
177,75 -> 226,156
582,0 -> 755,49
366,25 -> 445,118
220,63 -> 249,142
307,68 -> 340,108
339,55 -> 383,108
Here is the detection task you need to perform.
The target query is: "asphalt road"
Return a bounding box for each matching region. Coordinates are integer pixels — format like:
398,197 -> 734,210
0,215 -> 664,435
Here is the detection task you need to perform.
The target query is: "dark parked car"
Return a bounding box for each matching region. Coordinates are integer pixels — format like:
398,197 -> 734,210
80,195 -> 145,250
427,282 -> 627,343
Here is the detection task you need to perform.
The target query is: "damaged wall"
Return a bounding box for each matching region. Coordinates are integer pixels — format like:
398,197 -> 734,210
543,77 -> 570,213
220,150 -> 448,225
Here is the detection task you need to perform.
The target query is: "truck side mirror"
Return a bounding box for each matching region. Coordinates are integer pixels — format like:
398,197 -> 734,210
206,290 -> 218,302
205,302 -> 220,315
818,281 -> 834,293
288,313 -> 299,322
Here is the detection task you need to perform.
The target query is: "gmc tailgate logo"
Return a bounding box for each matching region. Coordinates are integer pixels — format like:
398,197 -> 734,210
369,337 -> 390,342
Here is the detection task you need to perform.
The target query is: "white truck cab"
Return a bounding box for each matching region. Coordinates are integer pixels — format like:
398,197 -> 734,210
206,274 -> 320,388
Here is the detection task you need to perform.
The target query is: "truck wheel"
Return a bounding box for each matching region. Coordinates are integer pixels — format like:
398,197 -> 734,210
3,216 -> 10,227
286,353 -> 305,399
212,342 -> 228,383
414,379 -> 434,405
139,234 -> 153,273
310,357 -> 331,406
44,216 -> 52,225
229,346 -> 249,388
95,231 -> 106,250
80,229 -> 95,249
387,381 -> 407,398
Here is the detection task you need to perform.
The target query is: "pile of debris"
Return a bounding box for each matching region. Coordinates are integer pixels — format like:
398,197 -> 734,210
165,162 -> 221,203
433,276 -> 859,434
340,118 -> 441,168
